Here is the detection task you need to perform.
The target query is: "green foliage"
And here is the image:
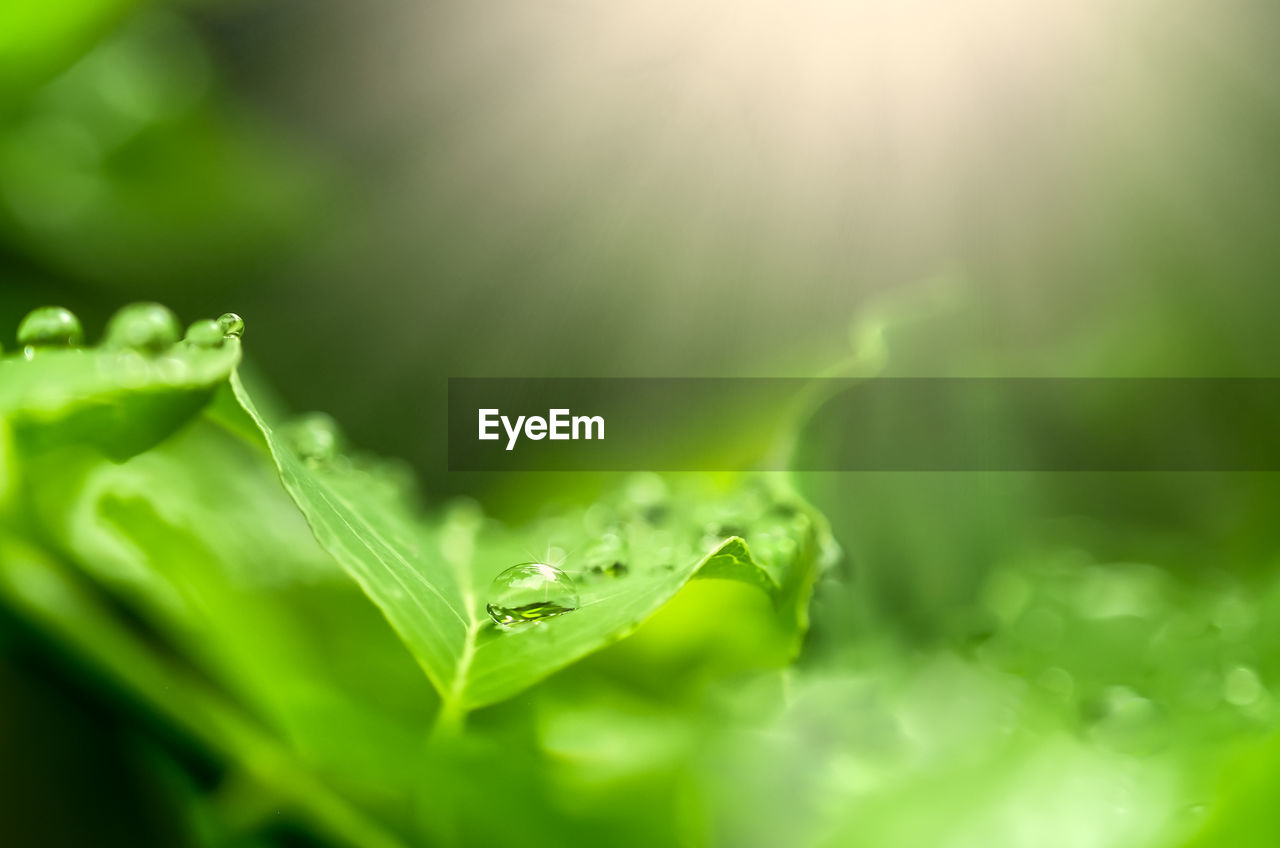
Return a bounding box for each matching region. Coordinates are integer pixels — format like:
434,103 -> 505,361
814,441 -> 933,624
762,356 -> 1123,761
0,334 -> 239,459
228,371 -> 829,713
0,305 -> 833,846
8,300 -> 1280,848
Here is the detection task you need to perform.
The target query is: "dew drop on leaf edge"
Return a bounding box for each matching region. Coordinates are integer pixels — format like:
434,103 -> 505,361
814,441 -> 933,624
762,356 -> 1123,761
103,302 -> 181,355
282,412 -> 343,466
487,563 -> 580,627
217,312 -> 245,339
16,306 -> 84,357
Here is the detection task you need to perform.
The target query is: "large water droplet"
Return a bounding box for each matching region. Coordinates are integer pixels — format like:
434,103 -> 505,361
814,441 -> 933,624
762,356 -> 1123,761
17,306 -> 83,358
282,412 -> 343,466
104,303 -> 180,354
184,319 -> 224,349
217,312 -> 244,339
486,563 -> 580,627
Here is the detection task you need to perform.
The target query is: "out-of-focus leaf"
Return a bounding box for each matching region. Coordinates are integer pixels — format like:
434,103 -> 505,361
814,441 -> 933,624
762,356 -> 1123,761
1182,731 -> 1280,848
0,0 -> 133,102
0,322 -> 431,841
18,419 -> 437,803
0,335 -> 239,460
0,532 -> 410,848
227,374 -> 832,713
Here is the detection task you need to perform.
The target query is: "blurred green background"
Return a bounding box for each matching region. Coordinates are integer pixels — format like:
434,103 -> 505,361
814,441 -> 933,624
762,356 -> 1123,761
5,0 -> 1280,845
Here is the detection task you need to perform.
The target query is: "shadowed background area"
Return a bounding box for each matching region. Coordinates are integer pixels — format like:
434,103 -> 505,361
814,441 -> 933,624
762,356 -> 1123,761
5,0 -> 1280,481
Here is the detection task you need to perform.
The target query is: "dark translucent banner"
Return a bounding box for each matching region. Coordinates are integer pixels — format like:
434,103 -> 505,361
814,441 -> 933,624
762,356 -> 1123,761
447,378 -> 1280,471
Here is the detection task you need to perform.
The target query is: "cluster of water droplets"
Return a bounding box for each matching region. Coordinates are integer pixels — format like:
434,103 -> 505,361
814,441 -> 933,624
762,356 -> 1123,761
971,552 -> 1278,758
481,477 -> 671,628
8,303 -> 244,362
479,475 -> 814,630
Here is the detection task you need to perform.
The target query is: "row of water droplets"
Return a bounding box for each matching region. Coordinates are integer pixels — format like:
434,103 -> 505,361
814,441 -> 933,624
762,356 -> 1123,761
485,476 -> 793,629
9,303 -> 243,359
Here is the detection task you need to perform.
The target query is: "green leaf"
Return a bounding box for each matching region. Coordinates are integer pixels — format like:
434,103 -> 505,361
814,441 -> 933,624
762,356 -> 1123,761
2,338 -> 428,844
0,0 -> 134,102
0,532 -> 410,848
0,339 -> 240,460
226,374 -> 833,713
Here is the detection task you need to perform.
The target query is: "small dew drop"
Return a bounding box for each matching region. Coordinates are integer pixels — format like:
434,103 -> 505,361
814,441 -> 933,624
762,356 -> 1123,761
185,319 -> 225,349
706,522 -> 745,540
486,563 -> 580,627
982,571 -> 1031,624
17,306 -> 83,358
700,521 -> 746,551
282,413 -> 343,466
1224,666 -> 1264,706
588,560 -> 629,578
770,502 -> 800,518
1037,667 -> 1075,700
217,312 -> 245,339
1213,595 -> 1255,640
1089,686 -> 1164,754
104,302 -> 180,354
642,503 -> 669,525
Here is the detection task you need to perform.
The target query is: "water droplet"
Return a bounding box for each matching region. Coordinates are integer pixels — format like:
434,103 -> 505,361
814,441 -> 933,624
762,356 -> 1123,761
1213,595 -> 1255,641
217,312 -> 244,339
1073,564 -> 1165,619
700,521 -> 746,551
641,504 -> 669,525
103,303 -> 180,354
486,563 -> 580,627
625,472 -> 667,504
184,319 -> 225,349
1178,803 -> 1210,829
589,560 -> 628,578
1088,686 -> 1165,754
17,306 -> 83,357
1037,667 -> 1075,700
982,571 -> 1031,623
1224,666 -> 1264,706
282,413 -> 343,466
710,522 -> 745,538
770,502 -> 800,518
